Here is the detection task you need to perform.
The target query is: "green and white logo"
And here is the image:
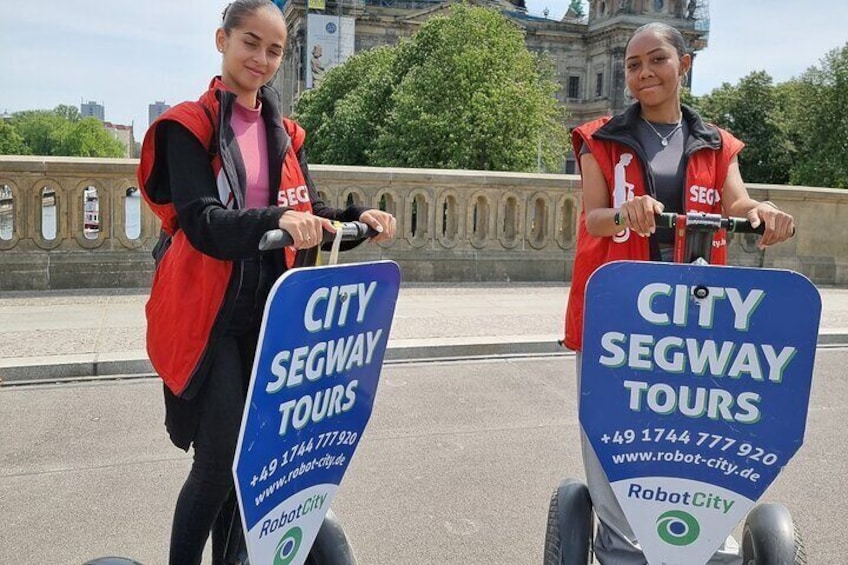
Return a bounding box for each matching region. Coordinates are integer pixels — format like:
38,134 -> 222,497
655,509 -> 700,546
274,526 -> 303,565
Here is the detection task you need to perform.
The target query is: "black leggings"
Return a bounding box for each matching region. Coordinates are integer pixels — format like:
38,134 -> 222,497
168,331 -> 256,565
167,257 -> 271,564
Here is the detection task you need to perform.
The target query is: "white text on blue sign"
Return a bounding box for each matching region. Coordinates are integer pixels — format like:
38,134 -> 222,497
265,282 -> 383,436
596,284 -> 796,424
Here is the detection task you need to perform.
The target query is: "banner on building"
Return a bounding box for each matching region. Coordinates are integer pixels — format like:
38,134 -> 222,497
306,14 -> 355,89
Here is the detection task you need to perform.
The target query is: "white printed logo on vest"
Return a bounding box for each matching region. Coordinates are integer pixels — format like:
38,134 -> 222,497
277,185 -> 310,207
690,184 -> 721,206
613,153 -> 635,243
690,184 -> 727,251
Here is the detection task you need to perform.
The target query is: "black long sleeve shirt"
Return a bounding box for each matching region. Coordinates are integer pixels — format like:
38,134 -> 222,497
160,120 -> 368,261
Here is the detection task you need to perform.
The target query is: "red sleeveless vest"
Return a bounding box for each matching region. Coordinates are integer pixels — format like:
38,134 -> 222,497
563,116 -> 744,351
137,78 -> 313,395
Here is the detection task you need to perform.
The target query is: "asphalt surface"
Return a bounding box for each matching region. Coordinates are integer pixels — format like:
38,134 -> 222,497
2,283 -> 848,564
2,352 -> 847,564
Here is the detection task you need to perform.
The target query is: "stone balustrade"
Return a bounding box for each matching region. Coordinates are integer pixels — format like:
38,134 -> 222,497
1,156 -> 846,290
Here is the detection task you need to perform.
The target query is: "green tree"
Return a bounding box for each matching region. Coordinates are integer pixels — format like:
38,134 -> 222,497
294,4 -> 569,172
54,104 -> 82,122
695,71 -> 793,184
787,44 -> 848,188
10,110 -> 67,155
294,46 -> 397,165
8,107 -> 125,157
54,117 -> 125,158
0,120 -> 30,155
679,86 -> 698,108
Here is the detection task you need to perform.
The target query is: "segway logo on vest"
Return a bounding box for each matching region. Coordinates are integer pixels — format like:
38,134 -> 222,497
260,492 -> 328,539
277,185 -> 310,207
628,483 -> 735,514
690,185 -> 721,206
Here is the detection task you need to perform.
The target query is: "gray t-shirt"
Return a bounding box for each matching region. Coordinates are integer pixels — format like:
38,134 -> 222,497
635,118 -> 688,216
637,119 -> 688,249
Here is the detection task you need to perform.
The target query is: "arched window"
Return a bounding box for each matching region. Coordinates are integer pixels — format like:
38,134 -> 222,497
472,194 -> 490,243
503,196 -> 518,240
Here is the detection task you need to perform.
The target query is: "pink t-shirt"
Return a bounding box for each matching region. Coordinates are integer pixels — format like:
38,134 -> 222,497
230,101 -> 270,209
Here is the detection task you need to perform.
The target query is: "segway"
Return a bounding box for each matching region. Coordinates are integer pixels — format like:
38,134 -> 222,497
87,222 -> 399,565
545,212 -> 816,565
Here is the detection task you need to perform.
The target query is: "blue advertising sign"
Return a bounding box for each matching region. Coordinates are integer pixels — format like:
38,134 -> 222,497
233,261 -> 400,565
580,261 -> 820,565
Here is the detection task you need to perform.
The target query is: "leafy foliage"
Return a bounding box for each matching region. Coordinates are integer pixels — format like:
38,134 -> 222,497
6,106 -> 125,157
54,104 -> 82,123
0,120 -> 29,155
295,47 -> 397,166
9,110 -> 68,155
689,43 -> 848,188
56,118 -> 126,158
294,4 -> 569,172
694,71 -> 793,184
786,44 -> 848,188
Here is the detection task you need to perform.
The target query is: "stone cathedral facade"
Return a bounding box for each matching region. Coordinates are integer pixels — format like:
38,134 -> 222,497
272,0 -> 710,170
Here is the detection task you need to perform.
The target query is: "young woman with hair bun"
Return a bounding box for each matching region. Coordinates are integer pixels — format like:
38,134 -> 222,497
137,2 -> 395,562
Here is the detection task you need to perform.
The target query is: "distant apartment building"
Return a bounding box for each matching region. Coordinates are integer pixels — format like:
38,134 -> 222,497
148,101 -> 171,126
80,101 -> 105,121
104,122 -> 135,158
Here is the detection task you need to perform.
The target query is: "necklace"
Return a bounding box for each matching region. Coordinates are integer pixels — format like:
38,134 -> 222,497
641,116 -> 683,146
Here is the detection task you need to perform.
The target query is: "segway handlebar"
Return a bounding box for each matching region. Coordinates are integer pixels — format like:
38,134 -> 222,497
612,211 -> 771,235
258,221 -> 379,251
652,212 -> 767,235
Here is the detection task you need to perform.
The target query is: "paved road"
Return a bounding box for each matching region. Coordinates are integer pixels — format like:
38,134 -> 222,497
2,349 -> 846,564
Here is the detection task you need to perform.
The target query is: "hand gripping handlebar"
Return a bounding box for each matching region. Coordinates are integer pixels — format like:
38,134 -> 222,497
258,221 -> 379,251
652,212 -> 767,235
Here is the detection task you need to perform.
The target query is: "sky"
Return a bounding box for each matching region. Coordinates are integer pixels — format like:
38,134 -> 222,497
2,0 -> 847,140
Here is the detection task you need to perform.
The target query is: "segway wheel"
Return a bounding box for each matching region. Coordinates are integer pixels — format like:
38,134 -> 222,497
237,509 -> 356,565
543,478 -> 593,565
741,503 -> 807,565
83,559 -> 143,565
305,508 -> 358,565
